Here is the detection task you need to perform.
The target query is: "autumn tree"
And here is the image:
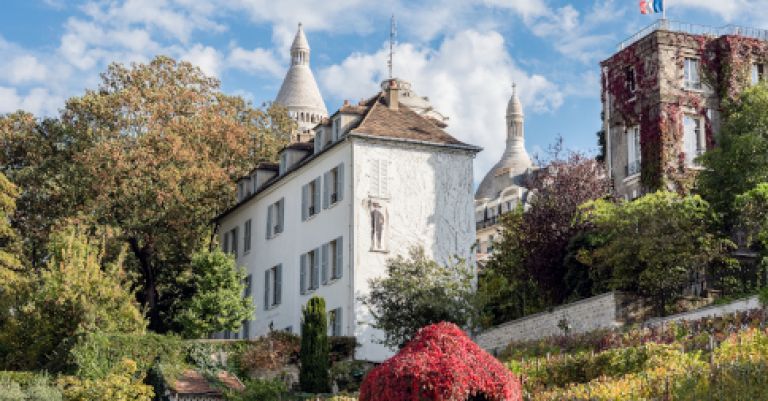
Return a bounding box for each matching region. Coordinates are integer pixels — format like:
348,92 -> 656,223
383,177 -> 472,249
698,83 -> 768,227
361,247 -> 475,348
0,172 -> 21,277
577,191 -> 734,315
1,56 -> 293,331
0,226 -> 145,371
174,248 -> 253,338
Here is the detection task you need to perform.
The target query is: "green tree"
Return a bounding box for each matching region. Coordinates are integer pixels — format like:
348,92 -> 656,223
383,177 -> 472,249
0,227 -> 145,371
174,248 -> 253,338
734,183 -> 768,290
577,191 -> 734,315
361,247 -> 475,348
1,56 -> 293,332
0,172 -> 21,280
476,208 -> 543,328
698,83 -> 768,227
300,296 -> 330,393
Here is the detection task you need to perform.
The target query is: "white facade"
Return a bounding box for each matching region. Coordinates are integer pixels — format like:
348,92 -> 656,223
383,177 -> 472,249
216,85 -> 479,361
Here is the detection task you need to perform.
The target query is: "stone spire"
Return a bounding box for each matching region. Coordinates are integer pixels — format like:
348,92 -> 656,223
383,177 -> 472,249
275,23 -> 328,133
475,83 -> 533,200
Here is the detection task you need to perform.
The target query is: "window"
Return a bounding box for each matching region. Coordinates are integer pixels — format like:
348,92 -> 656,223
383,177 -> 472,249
321,237 -> 344,284
228,227 -> 238,257
370,159 -> 389,198
752,63 -> 766,85
627,126 -> 641,176
302,177 -> 321,220
624,66 -> 636,93
328,307 -> 343,336
487,235 -> 495,254
323,164 -> 345,208
279,152 -> 288,175
333,117 -> 341,141
684,58 -> 701,89
243,219 -> 252,254
683,114 -> 704,166
300,248 -> 320,294
222,231 -> 230,254
264,265 -> 282,309
266,198 -> 285,239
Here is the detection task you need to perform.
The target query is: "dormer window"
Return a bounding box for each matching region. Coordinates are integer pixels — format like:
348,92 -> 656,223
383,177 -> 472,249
279,152 -> 288,174
333,116 -> 341,141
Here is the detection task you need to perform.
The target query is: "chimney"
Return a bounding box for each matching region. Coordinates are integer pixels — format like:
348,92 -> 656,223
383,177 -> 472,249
343,99 -> 350,107
386,79 -> 399,111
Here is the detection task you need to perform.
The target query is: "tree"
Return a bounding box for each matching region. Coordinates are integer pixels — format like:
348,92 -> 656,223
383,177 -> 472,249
361,247 -> 475,348
0,226 -> 145,371
698,83 -> 768,227
734,183 -> 768,290
577,191 -> 734,315
0,172 -> 21,279
476,208 -> 543,328
1,56 -> 293,332
174,248 -> 254,338
300,296 -> 330,393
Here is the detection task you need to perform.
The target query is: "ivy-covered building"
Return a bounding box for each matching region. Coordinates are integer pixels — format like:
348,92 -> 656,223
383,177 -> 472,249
601,20 -> 768,199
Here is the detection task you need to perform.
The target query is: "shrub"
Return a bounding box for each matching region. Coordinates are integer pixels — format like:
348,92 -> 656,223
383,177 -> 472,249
237,332 -> 300,375
299,296 -> 330,393
68,332 -> 184,379
57,359 -> 154,401
330,360 -> 373,393
361,322 -> 521,401
226,378 -> 287,401
0,374 -> 61,401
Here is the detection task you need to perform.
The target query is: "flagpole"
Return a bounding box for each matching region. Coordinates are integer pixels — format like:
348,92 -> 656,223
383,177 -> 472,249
662,0 -> 666,20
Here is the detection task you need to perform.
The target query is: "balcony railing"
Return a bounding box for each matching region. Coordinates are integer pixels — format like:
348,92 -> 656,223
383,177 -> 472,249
618,20 -> 768,50
476,217 -> 499,230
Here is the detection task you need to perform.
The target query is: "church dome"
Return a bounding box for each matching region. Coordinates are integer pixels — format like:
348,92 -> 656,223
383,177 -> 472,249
475,84 -> 533,200
275,23 -> 328,132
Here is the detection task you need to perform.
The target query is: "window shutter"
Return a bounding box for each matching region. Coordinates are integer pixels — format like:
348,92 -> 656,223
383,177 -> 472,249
300,254 -> 307,294
315,133 -> 323,153
244,220 -> 251,252
321,243 -> 330,284
232,228 -> 238,256
301,184 -> 309,221
264,270 -> 270,310
275,264 -> 282,305
222,232 -> 229,253
323,171 -> 330,209
335,308 -> 343,336
277,199 -> 285,233
313,177 -> 321,214
312,248 -> 320,289
335,236 -> 343,279
337,163 -> 344,202
266,205 -> 273,239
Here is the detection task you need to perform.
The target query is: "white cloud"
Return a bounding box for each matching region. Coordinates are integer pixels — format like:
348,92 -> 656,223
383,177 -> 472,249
181,44 -> 222,77
227,46 -> 284,77
0,87 -> 62,116
320,30 -> 563,180
5,55 -> 47,84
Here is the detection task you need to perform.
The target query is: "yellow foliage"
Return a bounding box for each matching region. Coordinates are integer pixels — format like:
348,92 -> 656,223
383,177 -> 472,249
57,359 -> 153,401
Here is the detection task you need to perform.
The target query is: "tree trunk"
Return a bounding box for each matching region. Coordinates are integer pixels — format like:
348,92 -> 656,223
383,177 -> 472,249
127,236 -> 162,331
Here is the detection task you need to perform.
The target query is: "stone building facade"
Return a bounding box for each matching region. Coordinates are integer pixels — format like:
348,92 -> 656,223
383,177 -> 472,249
215,79 -> 480,361
601,21 -> 768,199
474,85 -> 535,262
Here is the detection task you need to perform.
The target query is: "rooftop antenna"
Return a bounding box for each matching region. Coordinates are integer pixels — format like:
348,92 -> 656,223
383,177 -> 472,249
388,15 -> 397,80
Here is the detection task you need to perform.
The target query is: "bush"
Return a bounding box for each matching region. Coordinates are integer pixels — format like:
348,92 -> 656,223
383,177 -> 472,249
0,374 -> 61,401
330,360 -> 372,393
237,332 -> 301,375
299,296 -> 330,393
57,359 -> 154,401
328,337 -> 358,362
226,378 -> 287,401
69,332 -> 184,379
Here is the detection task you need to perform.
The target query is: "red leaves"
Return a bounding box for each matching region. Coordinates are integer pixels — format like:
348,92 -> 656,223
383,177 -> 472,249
360,322 -> 522,401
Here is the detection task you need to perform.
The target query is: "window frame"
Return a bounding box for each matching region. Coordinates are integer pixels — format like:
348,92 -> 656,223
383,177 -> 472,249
683,57 -> 702,90
243,219 -> 252,254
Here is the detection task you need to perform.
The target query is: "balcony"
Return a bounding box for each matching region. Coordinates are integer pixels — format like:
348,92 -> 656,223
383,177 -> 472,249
618,20 -> 768,50
476,217 -> 499,231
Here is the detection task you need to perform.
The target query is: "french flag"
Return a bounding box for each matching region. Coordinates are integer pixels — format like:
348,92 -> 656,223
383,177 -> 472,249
640,0 -> 664,14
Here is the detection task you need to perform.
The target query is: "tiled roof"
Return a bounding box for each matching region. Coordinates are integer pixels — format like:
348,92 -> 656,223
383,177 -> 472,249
351,94 -> 472,147
171,370 -> 244,395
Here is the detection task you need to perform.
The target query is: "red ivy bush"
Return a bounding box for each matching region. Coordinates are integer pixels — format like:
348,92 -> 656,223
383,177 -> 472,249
360,322 -> 522,401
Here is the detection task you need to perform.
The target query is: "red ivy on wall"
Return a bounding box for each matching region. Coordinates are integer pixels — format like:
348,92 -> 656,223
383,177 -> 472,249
359,322 -> 522,401
602,31 -> 767,193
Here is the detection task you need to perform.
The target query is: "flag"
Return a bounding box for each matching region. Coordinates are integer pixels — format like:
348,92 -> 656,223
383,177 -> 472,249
653,0 -> 664,12
640,0 -> 649,14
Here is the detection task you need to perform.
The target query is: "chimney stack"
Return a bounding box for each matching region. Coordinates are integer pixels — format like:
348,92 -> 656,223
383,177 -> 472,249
386,79 -> 399,111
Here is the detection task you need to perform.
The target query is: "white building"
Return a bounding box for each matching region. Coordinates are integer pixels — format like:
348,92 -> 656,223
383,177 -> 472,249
215,77 -> 480,361
474,84 -> 535,261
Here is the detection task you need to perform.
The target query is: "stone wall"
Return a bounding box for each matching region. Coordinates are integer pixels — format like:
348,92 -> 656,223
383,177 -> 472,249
475,292 -> 636,354
644,295 -> 760,327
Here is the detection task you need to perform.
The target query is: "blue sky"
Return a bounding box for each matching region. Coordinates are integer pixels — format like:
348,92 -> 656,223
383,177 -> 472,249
1,0 -> 767,179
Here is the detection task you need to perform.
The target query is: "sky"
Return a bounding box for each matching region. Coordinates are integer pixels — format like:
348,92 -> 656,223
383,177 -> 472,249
2,0 -> 768,181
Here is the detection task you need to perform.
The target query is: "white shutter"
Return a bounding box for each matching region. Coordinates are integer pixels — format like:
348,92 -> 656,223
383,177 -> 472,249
264,269 -> 270,310
312,248 -> 320,289
266,204 -> 273,239
300,254 -> 307,294
313,177 -> 321,215
277,198 -> 284,233
323,171 -> 330,209
275,264 -> 282,305
321,243 -> 330,284
337,163 -> 344,202
335,236 -> 343,279
301,184 -> 309,221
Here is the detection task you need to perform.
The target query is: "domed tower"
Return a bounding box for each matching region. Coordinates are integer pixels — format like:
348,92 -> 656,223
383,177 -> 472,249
475,84 -> 533,200
275,23 -> 328,133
